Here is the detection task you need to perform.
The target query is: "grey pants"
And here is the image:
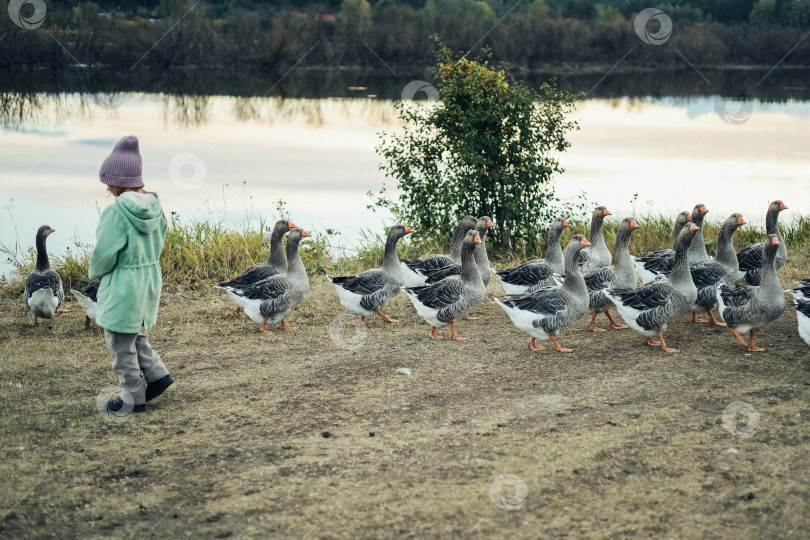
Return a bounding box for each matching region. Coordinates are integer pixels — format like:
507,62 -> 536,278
104,330 -> 169,405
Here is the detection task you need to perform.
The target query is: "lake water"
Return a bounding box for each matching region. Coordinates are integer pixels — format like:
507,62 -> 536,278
1,69 -> 809,278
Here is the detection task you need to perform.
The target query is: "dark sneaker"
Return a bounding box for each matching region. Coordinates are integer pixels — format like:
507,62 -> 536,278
145,375 -> 174,402
106,398 -> 146,414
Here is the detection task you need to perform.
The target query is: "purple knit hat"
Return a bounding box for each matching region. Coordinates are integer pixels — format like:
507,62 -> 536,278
99,135 -> 144,188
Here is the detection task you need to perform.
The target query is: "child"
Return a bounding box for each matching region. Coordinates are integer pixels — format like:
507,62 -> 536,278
89,135 -> 173,414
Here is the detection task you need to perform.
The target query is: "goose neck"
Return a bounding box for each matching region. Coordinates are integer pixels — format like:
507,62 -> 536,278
35,232 -> 50,271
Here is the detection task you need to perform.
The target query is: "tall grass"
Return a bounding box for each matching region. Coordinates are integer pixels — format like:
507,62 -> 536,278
2,214 -> 809,298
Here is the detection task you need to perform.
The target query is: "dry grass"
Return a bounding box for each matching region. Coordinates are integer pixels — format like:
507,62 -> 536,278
1,262 -> 809,538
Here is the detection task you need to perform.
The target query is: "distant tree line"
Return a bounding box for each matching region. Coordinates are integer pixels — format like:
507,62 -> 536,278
1,0 -> 809,72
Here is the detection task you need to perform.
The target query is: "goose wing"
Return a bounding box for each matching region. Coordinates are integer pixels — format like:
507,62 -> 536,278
495,260 -> 556,286
401,254 -> 455,275
422,263 -> 461,284
218,263 -> 278,290
24,270 -> 64,307
584,266 -> 616,292
406,278 -> 463,309
737,242 -> 763,272
691,261 -> 727,289
717,282 -> 755,308
501,287 -> 568,316
607,281 -> 676,331
330,269 -> 390,295
237,275 -> 291,301
80,279 -> 101,302
637,249 -> 675,275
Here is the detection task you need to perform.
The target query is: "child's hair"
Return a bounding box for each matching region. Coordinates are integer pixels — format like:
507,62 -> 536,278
109,186 -> 144,197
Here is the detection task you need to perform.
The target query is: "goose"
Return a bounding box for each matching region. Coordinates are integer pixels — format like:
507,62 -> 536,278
329,224 -> 414,323
215,219 -> 296,318
231,227 -> 311,332
24,225 -> 69,325
492,217 -> 570,294
584,217 -> 639,332
578,206 -> 612,273
687,213 -> 745,326
793,299 -> 810,347
400,216 -> 477,287
688,203 -> 711,264
421,216 -> 495,286
785,280 -> 810,302
736,200 -> 788,286
604,223 -> 700,354
716,235 -> 786,351
402,229 -> 486,341
494,235 -> 591,353
632,210 -> 692,284
70,279 -> 100,329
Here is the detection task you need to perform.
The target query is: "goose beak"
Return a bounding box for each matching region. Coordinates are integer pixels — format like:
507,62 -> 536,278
629,220 -> 639,230
473,233 -> 482,244
689,223 -> 700,233
736,215 -> 746,225
686,214 -> 692,221
580,238 -> 592,247
404,227 -> 415,234
602,208 -> 611,216
699,205 -> 708,214
288,222 -> 297,229
486,219 -> 494,228
562,219 -> 570,228
301,230 -> 311,238
770,236 -> 780,246
778,201 -> 788,210
49,228 -> 56,233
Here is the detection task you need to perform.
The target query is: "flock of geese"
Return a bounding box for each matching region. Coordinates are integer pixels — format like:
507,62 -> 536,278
21,200 -> 810,354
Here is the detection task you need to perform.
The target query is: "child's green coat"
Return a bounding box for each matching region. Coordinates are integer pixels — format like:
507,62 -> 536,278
89,192 -> 166,333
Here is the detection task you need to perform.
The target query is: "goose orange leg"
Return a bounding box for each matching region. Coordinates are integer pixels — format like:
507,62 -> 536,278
33,315 -> 39,326
360,316 -> 370,324
234,307 -> 243,319
449,323 -> 467,341
259,318 -> 270,333
550,335 -> 572,353
706,309 -> 726,327
375,310 -> 400,323
727,327 -> 748,347
692,312 -> 708,323
588,312 -> 607,332
605,311 -> 628,330
747,330 -> 764,352
529,337 -> 545,351
85,316 -> 91,329
463,314 -> 479,320
658,332 -> 678,353
56,309 -> 71,314
646,336 -> 662,347
429,326 -> 442,340
281,320 -> 297,331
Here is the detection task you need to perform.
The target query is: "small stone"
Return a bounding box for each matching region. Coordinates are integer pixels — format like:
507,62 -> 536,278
321,431 -> 330,438
369,432 -> 375,437
746,492 -> 756,500
396,368 -> 411,376
727,448 -> 738,454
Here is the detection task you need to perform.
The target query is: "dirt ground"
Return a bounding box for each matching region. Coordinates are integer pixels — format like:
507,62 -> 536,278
1,269 -> 809,538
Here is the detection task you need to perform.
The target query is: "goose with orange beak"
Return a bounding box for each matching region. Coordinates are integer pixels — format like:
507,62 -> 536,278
583,217 -> 639,332
578,206 -> 613,273
633,210 -> 692,284
24,225 -> 69,325
493,217 -> 570,294
421,216 -> 494,287
216,219 -> 297,318
605,224 -> 700,354
329,224 -> 414,324
494,235 -> 591,353
716,234 -> 786,351
688,203 -> 711,264
736,200 -> 788,286
231,227 -> 311,332
403,229 -> 486,341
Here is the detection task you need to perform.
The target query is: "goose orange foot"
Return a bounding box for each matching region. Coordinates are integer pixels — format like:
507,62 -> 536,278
747,330 -> 765,352
550,335 -> 572,353
529,337 -> 545,351
449,323 -> 467,341
376,310 -> 400,323
234,307 -> 243,319
645,337 -> 662,347
605,311 -> 628,330
281,320 -> 297,331
727,327 -> 748,347
56,309 -> 71,314
588,313 -> 606,333
360,316 -> 370,324
429,326 -> 442,340
657,332 -> 678,353
692,312 -> 707,323
706,310 -> 726,327
463,314 -> 479,320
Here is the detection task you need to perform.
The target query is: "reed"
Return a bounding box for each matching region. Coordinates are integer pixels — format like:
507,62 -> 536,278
1,214 -> 808,297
